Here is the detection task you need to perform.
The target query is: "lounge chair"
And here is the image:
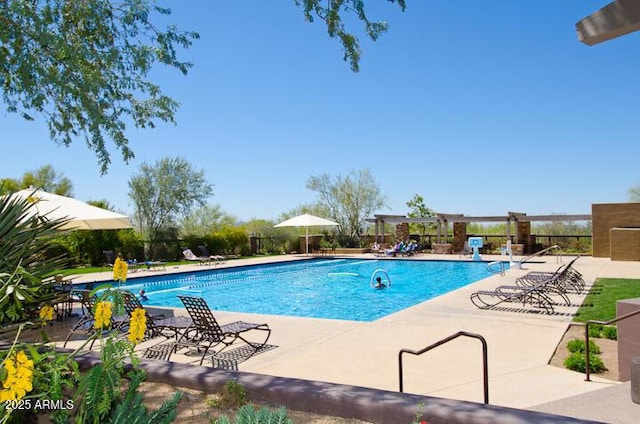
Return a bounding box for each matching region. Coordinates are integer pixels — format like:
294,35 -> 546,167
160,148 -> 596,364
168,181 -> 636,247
182,248 -> 211,265
103,250 -> 116,267
173,295 -> 271,365
514,256 -> 584,293
198,245 -> 226,264
470,276 -> 566,314
121,291 -> 192,340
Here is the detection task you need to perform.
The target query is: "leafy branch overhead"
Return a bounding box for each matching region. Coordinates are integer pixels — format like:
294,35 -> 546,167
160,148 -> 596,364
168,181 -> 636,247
294,0 -> 406,72
0,0 -> 199,174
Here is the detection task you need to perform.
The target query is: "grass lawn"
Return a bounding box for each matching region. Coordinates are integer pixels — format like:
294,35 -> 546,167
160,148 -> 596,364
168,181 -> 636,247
53,261 -> 197,277
573,278 -> 640,323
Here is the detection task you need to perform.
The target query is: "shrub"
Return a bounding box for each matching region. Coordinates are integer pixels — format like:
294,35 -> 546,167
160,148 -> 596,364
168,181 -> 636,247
566,338 -> 601,355
602,326 -> 617,340
207,379 -> 248,409
588,324 -> 603,338
564,352 -> 607,373
214,405 -> 292,424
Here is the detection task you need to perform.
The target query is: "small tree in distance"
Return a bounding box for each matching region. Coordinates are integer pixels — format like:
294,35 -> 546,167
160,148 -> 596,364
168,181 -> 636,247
306,168 -> 387,246
129,157 -> 213,258
406,194 -> 437,239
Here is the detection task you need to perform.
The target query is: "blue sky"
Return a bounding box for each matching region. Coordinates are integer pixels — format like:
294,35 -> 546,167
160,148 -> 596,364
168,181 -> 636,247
2,1 -> 639,222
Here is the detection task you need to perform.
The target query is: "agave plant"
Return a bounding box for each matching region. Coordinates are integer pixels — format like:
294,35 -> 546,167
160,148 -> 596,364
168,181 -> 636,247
0,192 -> 70,324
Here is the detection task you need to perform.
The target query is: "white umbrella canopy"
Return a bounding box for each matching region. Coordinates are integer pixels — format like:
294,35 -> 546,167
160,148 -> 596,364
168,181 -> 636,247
274,213 -> 339,255
9,188 -> 133,230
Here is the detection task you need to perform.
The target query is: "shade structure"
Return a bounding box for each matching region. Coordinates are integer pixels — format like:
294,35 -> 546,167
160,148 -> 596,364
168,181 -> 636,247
274,213 -> 339,255
8,188 -> 133,230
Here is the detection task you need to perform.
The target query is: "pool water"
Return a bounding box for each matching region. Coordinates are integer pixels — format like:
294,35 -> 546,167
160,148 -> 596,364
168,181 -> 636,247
117,259 -> 501,322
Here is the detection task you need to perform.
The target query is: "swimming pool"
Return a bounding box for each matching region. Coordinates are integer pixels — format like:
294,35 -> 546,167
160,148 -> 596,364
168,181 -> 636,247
115,259 -> 501,322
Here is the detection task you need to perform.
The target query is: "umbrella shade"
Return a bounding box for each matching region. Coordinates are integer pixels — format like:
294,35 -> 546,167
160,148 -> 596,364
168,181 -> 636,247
274,213 -> 339,255
9,188 -> 133,230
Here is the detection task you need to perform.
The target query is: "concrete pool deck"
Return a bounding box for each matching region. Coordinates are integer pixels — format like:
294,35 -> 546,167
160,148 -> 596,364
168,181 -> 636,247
65,254 -> 640,421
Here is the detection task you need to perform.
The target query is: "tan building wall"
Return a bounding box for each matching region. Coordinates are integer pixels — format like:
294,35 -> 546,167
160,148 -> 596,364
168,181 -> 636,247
592,203 -> 640,258
617,298 -> 640,381
611,228 -> 640,261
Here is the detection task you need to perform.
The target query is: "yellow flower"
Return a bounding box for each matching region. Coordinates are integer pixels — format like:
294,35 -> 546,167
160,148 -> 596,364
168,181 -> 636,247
0,350 -> 34,402
39,304 -> 55,322
128,308 -> 147,345
94,301 -> 113,329
113,256 -> 128,283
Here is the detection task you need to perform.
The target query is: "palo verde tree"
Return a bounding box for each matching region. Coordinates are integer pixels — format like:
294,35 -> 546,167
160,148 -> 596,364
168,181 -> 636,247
406,194 -> 437,238
294,0 -> 406,72
0,164 -> 73,196
179,204 -> 236,238
629,183 -> 640,202
128,157 -> 213,257
306,168 -> 387,245
1,1 -> 404,173
0,0 -> 199,174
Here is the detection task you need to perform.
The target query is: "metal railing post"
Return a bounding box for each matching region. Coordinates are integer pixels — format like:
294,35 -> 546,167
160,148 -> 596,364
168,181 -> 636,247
584,308 -> 640,381
398,331 -> 489,404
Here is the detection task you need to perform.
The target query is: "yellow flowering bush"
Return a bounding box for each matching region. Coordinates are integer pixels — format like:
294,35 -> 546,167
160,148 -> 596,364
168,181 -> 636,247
93,301 -> 113,330
0,350 -> 34,402
127,308 -> 147,345
113,256 -> 128,284
38,304 -> 55,323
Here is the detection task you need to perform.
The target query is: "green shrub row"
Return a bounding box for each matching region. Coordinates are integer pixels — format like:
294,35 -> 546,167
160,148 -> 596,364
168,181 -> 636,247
563,338 -> 607,374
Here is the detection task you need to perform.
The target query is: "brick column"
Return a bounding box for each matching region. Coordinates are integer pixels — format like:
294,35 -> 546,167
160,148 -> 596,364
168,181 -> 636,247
396,223 -> 410,242
517,221 -> 531,254
453,222 -> 467,253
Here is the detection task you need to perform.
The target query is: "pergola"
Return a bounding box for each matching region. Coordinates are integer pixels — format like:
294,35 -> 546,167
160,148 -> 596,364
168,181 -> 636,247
576,0 -> 640,45
367,212 -> 591,245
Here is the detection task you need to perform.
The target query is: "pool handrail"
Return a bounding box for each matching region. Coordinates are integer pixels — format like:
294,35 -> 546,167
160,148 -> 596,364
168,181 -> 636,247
512,245 -> 561,269
398,331 -> 489,404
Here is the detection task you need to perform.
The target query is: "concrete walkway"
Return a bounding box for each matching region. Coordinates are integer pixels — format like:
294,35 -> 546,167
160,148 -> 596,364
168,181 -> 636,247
65,254 -> 640,421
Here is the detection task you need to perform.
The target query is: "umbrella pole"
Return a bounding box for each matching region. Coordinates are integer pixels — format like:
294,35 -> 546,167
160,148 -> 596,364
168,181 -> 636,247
305,228 -> 309,256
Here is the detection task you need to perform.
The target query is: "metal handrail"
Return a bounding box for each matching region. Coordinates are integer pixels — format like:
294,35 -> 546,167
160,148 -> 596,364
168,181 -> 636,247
487,260 -> 506,276
585,308 -> 640,381
398,331 -> 489,404
514,245 -> 561,268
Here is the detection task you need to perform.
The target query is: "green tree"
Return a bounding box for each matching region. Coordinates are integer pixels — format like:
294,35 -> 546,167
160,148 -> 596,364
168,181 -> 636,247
629,184 -> 640,202
128,157 -> 213,257
2,1 -> 403,172
294,0 -> 406,72
179,204 -> 236,237
306,168 -> 387,244
0,164 -> 72,195
406,194 -> 436,237
0,0 -> 198,174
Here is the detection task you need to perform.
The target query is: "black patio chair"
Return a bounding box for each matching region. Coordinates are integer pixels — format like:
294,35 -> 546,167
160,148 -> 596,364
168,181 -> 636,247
103,250 -> 116,267
198,245 -> 226,264
62,291 -> 129,348
121,291 -> 192,341
470,277 -> 563,314
514,256 -> 585,293
174,295 -> 271,365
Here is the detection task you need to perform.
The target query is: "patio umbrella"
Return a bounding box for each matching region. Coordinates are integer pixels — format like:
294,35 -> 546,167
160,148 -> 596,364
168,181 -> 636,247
9,188 -> 133,230
274,213 -> 339,255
